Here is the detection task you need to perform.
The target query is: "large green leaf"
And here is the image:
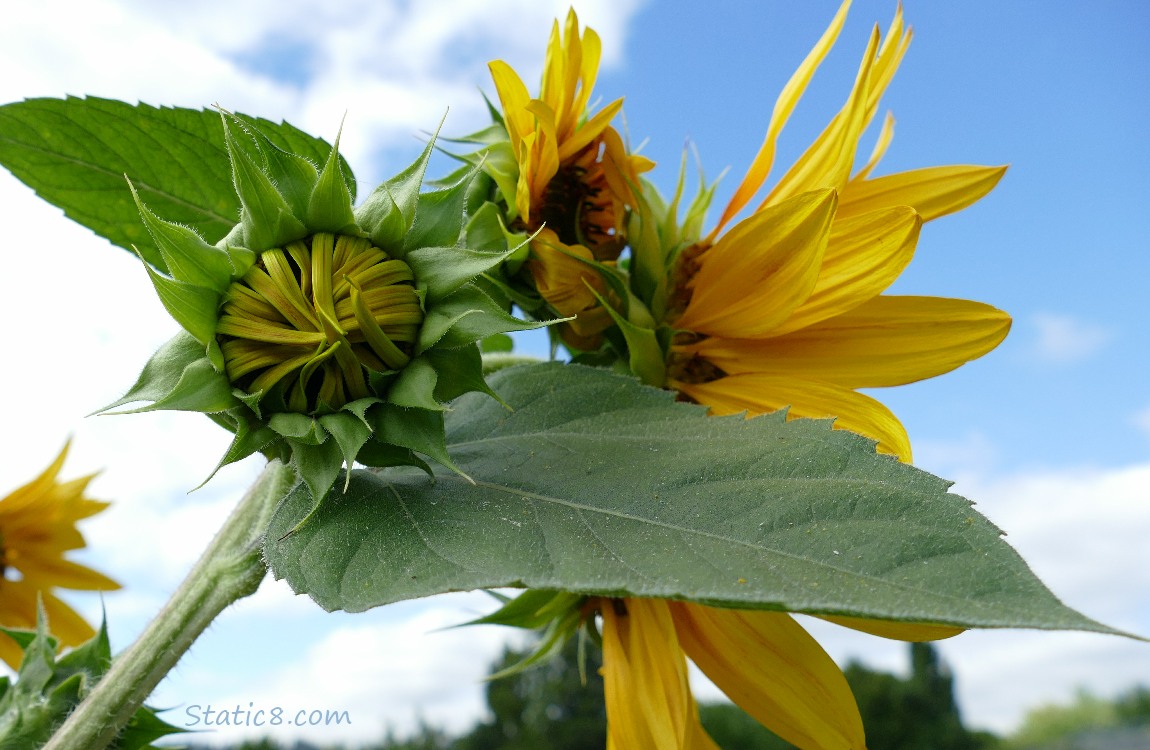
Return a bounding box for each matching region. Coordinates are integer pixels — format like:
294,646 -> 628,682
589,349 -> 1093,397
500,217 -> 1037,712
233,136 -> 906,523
0,96 -> 348,271
266,363 -> 1118,635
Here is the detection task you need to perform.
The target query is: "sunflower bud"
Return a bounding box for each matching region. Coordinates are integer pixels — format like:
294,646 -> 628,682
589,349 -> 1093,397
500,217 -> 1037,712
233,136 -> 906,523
104,113 -> 544,500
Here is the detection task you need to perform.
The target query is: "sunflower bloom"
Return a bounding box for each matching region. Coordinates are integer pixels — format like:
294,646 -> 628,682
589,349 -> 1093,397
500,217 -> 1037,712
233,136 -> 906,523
598,3 -> 1000,747
0,441 -> 119,669
665,0 -> 1010,462
490,9 -> 653,344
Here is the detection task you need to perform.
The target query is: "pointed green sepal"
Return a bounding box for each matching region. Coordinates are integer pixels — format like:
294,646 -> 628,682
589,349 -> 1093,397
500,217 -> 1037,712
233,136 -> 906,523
127,180 -> 235,293
463,589 -> 585,630
371,404 -> 464,478
401,163 -> 480,252
588,286 -> 667,388
355,441 -> 433,475
104,357 -> 237,415
222,114 -> 307,250
417,285 -> 551,354
307,122 -> 359,235
317,411 -> 373,489
268,412 -> 328,446
230,115 -> 321,218
288,437 -> 343,503
98,332 -> 204,413
200,420 -> 281,488
424,345 -> 506,407
137,256 -> 220,345
0,612 -> 185,750
387,356 -> 443,411
405,242 -> 517,304
356,117 -> 441,253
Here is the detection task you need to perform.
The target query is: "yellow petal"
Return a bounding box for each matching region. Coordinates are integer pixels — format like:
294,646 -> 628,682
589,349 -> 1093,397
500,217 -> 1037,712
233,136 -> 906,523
489,59 -> 533,149
853,111 -> 895,180
774,206 -> 921,335
860,6 -> 911,130
690,296 -> 1012,390
556,97 -> 624,163
16,557 -> 120,592
840,165 -> 1007,222
1,440 -> 71,512
600,598 -> 717,749
763,26 -> 880,207
677,189 -> 836,339
713,0 -> 851,236
0,631 -> 25,670
673,373 -> 911,461
671,603 -> 866,750
818,614 -> 964,642
528,229 -> 612,337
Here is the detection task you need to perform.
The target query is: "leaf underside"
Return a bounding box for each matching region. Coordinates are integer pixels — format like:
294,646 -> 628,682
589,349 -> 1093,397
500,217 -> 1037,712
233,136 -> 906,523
266,363 -> 1118,635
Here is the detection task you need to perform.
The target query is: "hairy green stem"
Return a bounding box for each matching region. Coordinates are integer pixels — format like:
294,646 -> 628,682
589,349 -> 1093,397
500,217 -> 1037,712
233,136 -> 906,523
44,460 -> 297,750
481,352 -> 543,374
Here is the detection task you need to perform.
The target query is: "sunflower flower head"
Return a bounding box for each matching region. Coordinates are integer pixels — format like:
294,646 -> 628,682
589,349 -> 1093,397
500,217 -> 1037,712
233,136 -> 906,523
0,441 -> 119,670
479,9 -> 653,348
653,1 -> 1011,462
104,113 -> 544,501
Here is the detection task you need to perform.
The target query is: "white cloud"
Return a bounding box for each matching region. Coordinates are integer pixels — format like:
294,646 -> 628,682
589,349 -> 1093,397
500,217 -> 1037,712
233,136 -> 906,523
0,0 -> 645,188
155,592 -> 526,746
1030,313 -> 1112,364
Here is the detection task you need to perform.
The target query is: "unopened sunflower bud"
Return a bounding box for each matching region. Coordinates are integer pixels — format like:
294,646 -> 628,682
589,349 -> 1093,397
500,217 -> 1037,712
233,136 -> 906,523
104,112 -> 546,501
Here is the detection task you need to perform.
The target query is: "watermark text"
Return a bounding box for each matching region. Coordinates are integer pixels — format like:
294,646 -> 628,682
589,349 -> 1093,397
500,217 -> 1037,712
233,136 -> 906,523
184,702 -> 351,728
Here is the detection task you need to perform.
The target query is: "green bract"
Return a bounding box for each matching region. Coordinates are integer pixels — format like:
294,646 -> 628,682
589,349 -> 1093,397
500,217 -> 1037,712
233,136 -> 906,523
102,113 -> 545,500
0,615 -> 182,749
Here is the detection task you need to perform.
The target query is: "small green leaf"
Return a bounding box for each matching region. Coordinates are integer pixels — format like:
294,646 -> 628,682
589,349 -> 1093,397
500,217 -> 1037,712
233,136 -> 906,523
269,412 -> 326,444
318,412 -> 372,474
266,364 -> 1123,638
425,345 -> 504,405
416,285 -> 547,354
229,115 -> 320,217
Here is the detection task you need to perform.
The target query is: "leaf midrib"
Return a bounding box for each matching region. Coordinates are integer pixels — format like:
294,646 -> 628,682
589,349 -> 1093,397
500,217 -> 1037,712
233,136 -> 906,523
419,474 -> 1009,616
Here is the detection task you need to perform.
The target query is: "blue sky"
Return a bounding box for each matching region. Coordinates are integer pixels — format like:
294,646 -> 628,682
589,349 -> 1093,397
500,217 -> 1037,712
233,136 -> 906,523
1,0 -> 1147,745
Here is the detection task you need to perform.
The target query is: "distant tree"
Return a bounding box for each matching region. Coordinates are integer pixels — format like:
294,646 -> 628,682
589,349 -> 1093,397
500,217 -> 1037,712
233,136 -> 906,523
453,636 -> 606,750
1006,684 -> 1150,748
1114,685 -> 1150,727
367,721 -> 453,750
697,702 -> 792,749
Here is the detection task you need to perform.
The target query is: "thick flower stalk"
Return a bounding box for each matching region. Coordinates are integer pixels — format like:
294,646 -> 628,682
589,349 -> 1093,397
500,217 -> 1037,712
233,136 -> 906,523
105,114 -> 542,500
0,441 -> 119,669
480,9 -> 654,349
